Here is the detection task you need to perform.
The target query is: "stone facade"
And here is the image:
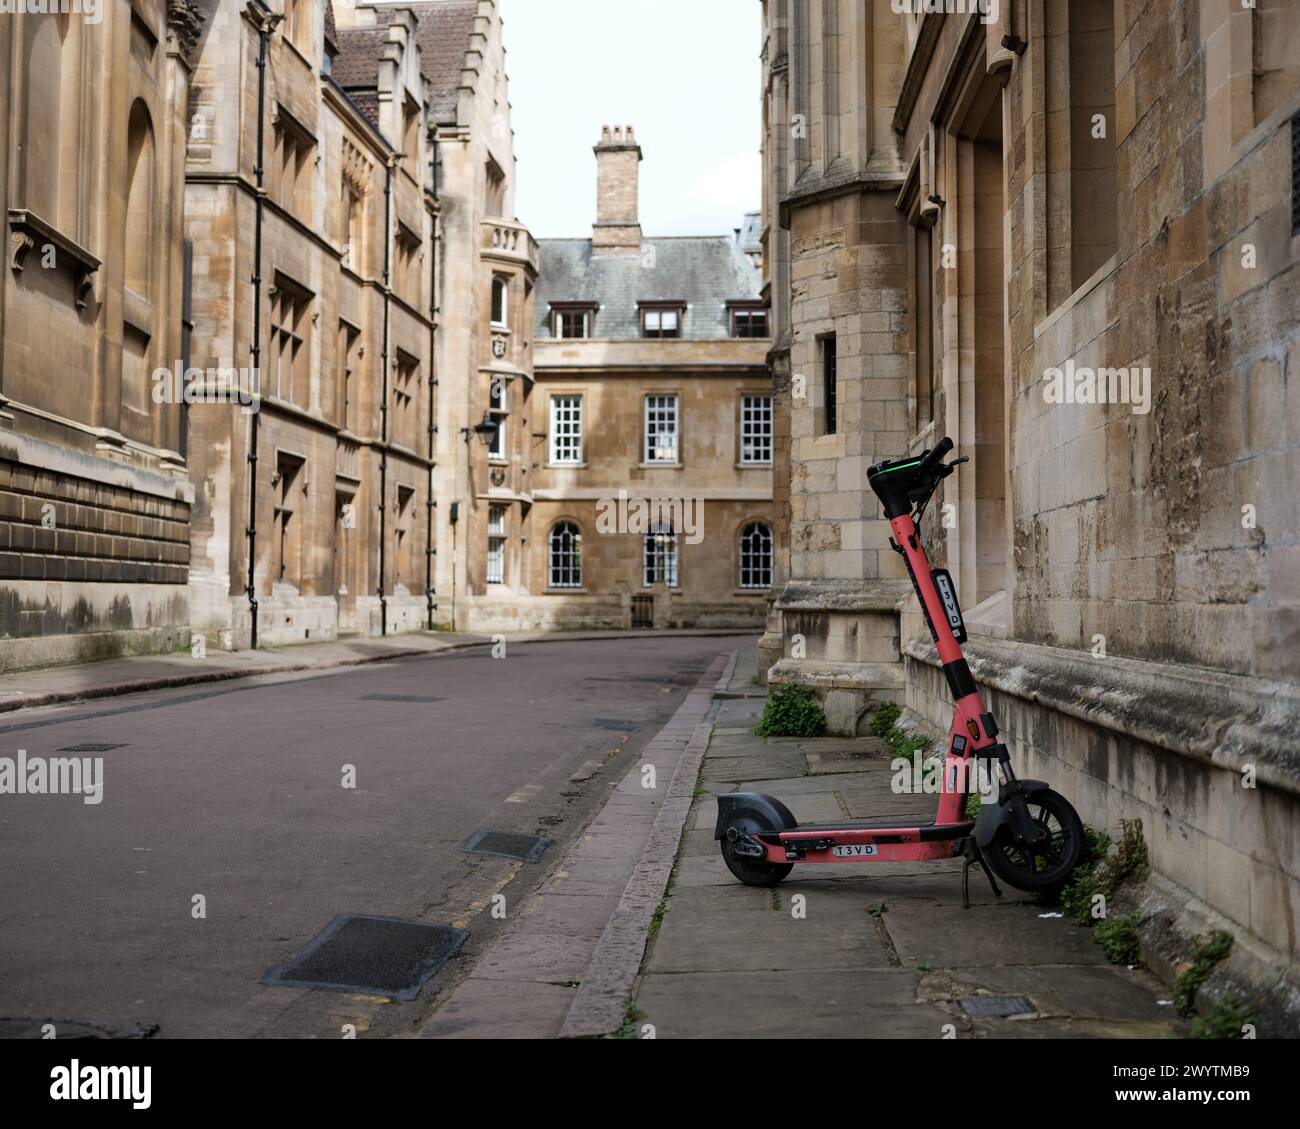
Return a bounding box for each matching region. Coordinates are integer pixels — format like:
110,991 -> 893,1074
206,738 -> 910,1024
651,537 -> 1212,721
764,0 -> 1300,983
519,128 -> 774,632
0,2 -> 199,672
183,1 -> 445,649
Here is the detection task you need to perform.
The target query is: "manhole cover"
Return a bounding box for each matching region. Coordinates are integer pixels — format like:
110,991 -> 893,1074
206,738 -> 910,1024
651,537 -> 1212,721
461,829 -> 555,863
262,915 -> 467,1000
957,995 -> 1035,1018
593,718 -> 641,730
359,694 -> 445,703
56,744 -> 128,753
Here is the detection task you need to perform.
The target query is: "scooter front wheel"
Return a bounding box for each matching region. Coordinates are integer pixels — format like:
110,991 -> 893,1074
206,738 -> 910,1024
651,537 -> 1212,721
982,787 -> 1084,895
721,839 -> 793,887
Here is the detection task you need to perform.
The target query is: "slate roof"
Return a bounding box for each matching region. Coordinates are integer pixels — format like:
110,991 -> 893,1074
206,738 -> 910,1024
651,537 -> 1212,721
739,210 -> 762,255
534,236 -> 763,341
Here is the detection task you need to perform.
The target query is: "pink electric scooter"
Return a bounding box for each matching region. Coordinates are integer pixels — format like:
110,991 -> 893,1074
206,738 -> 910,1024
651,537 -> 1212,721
716,437 -> 1084,905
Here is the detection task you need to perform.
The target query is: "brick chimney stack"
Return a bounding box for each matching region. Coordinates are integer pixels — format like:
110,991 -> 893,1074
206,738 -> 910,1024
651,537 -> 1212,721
592,124 -> 643,255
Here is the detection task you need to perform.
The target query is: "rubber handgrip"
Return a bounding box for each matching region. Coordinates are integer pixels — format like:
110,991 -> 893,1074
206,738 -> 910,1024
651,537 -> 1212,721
918,436 -> 954,476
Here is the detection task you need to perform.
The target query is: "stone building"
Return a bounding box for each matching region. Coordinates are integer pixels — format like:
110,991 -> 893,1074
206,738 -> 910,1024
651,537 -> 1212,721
0,2 -> 201,672
511,126 -> 773,632
403,0 -> 540,633
764,0 -> 1300,1005
183,0 -> 439,648
182,0 -> 528,647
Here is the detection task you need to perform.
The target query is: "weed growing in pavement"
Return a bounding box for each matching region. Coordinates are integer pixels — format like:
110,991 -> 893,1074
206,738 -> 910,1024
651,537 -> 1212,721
1173,930 -> 1234,1018
1094,912 -> 1142,965
1062,820 -> 1148,925
647,897 -> 669,941
1184,995 -> 1254,1040
755,683 -> 826,738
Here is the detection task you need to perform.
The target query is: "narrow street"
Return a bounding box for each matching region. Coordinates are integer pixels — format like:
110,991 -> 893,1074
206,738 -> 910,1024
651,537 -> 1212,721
0,636 -> 737,1038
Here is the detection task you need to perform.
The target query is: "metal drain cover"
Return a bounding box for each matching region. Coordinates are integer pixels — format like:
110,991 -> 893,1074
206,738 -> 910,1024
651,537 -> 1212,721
461,830 -> 555,863
359,694 -> 445,703
957,995 -> 1035,1018
593,718 -> 641,731
262,914 -> 467,1000
56,744 -> 127,753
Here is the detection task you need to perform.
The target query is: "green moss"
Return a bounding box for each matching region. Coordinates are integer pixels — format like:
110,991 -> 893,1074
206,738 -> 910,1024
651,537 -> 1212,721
1173,930 -> 1234,1018
755,683 -> 827,738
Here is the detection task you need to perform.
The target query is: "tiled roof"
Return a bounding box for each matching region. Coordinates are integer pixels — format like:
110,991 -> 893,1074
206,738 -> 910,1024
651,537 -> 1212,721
402,1 -> 479,124
332,25 -> 390,90
534,237 -> 763,341
333,3 -> 478,127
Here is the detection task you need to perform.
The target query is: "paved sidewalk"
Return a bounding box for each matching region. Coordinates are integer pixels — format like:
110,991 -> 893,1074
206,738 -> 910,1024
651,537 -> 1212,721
421,650 -> 729,1038
631,651 -> 1178,1039
0,628 -> 758,715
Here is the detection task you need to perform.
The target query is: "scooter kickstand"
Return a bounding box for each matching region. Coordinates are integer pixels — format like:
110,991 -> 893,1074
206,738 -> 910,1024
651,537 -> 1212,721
960,841 -> 1001,908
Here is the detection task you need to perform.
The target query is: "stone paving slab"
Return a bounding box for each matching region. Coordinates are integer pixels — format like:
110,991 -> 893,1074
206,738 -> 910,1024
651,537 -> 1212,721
636,970 -> 948,1038
631,704 -> 1178,1039
879,903 -> 1112,968
946,962 -> 1173,1023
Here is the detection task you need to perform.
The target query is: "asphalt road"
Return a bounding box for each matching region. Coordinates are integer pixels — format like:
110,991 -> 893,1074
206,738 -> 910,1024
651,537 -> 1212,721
0,635 -> 740,1038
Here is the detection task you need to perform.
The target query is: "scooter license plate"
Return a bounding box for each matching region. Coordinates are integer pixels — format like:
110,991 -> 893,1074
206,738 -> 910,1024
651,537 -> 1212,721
831,844 -> 878,857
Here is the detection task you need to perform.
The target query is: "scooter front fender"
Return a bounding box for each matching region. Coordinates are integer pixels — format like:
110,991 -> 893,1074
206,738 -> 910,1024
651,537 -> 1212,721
974,779 -> 1051,848
714,792 -> 798,840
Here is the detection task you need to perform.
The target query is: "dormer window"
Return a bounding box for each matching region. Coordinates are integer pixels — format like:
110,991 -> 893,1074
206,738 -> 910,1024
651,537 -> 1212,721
551,303 -> 595,339
729,302 -> 769,338
641,303 -> 683,338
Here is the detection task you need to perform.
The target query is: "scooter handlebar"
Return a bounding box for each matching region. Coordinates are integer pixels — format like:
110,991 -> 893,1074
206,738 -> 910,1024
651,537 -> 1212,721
918,436 -> 954,478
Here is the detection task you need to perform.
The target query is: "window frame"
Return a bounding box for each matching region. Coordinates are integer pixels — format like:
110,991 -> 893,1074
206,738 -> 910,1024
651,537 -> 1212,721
739,393 -> 773,465
490,274 -> 509,329
728,302 -> 769,339
640,303 -> 684,339
643,393 -> 680,465
739,521 -> 774,590
548,520 -> 583,590
549,394 -> 584,465
487,377 -> 508,461
643,524 -> 679,589
486,503 -> 507,585
551,304 -> 595,339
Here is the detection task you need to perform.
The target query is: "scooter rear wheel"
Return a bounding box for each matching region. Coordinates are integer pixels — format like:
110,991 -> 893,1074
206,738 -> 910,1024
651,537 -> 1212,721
721,839 -> 793,887
982,787 -> 1084,895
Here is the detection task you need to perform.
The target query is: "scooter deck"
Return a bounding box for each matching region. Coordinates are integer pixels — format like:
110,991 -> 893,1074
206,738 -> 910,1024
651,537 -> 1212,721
777,819 -> 974,841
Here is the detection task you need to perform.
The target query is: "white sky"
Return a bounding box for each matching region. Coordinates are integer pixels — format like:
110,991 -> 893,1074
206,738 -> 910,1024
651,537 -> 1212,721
500,0 -> 763,239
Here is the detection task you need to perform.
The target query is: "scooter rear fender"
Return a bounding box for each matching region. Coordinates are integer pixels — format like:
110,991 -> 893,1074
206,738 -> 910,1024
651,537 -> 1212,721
714,792 -> 798,840
974,779 -> 1051,848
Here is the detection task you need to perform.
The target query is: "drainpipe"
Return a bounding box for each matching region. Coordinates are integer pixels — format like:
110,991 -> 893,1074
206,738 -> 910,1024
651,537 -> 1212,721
247,8 -> 280,649
425,135 -> 441,631
378,160 -> 393,636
